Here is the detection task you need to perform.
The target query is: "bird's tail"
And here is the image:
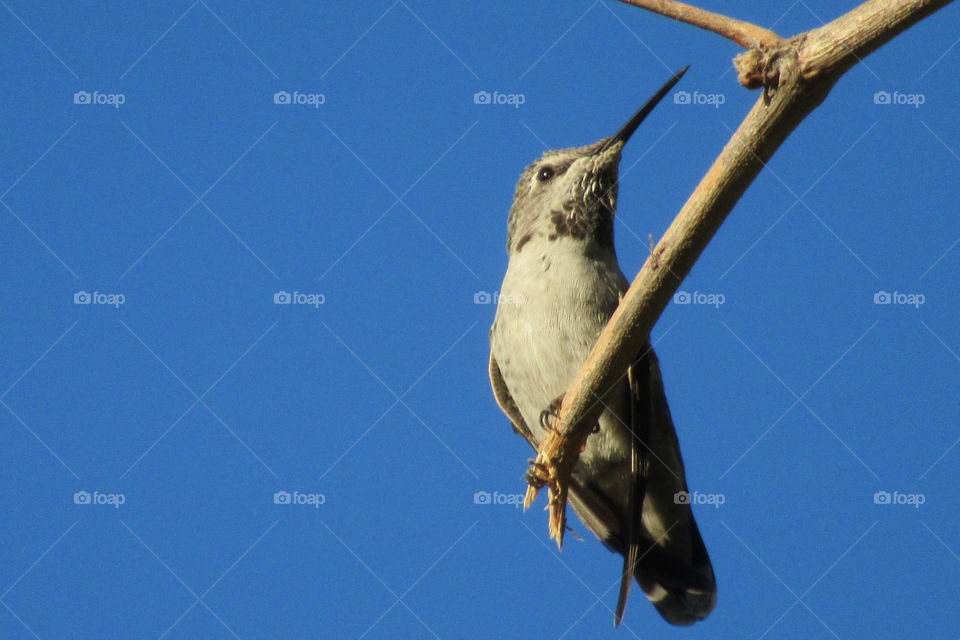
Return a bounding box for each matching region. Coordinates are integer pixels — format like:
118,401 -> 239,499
569,479 -> 716,626
633,346 -> 715,625
631,346 -> 715,625
568,344 -> 716,626
635,519 -> 716,625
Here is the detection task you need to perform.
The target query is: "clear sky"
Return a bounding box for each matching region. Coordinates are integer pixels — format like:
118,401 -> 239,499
1,1 -> 959,638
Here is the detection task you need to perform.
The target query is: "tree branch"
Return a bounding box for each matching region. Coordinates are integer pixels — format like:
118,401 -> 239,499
525,0 -> 954,547
616,0 -> 784,50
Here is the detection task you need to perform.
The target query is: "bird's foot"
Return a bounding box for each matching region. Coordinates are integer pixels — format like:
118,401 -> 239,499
524,394 -> 596,548
524,459 -> 549,490
538,395 -> 565,433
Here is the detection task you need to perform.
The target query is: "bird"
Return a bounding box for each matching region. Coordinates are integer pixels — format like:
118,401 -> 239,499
488,66 -> 716,627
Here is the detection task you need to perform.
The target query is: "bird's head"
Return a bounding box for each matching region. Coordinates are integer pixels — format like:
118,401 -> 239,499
506,66 -> 688,255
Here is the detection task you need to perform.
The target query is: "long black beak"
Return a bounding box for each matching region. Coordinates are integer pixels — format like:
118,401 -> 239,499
600,65 -> 689,152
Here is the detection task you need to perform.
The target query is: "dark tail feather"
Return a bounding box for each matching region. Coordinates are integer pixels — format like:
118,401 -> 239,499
637,519 -> 716,625
637,346 -> 716,625
613,423 -> 644,626
615,360 -> 648,627
574,345 -> 716,627
568,480 -> 716,625
648,586 -> 716,627
614,542 -> 636,627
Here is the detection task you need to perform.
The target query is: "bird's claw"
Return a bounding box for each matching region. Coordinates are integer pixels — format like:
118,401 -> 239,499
538,395 -> 565,433
524,459 -> 549,489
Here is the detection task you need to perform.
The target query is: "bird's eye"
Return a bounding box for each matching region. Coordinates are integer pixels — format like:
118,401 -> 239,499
537,166 -> 555,182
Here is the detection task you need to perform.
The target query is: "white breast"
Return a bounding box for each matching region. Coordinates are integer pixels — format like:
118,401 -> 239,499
491,236 -> 631,475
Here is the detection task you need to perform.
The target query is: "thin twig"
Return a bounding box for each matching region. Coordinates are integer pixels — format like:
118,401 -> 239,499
616,0 -> 784,50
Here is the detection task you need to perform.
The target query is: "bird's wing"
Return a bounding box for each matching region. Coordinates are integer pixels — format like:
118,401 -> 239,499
624,346 -> 717,626
489,351 -> 538,449
614,350 -> 650,626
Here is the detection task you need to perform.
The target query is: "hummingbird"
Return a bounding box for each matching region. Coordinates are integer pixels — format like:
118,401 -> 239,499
488,66 -> 716,627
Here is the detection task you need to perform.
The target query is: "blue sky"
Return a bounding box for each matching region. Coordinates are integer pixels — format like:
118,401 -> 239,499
1,1 -> 959,638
